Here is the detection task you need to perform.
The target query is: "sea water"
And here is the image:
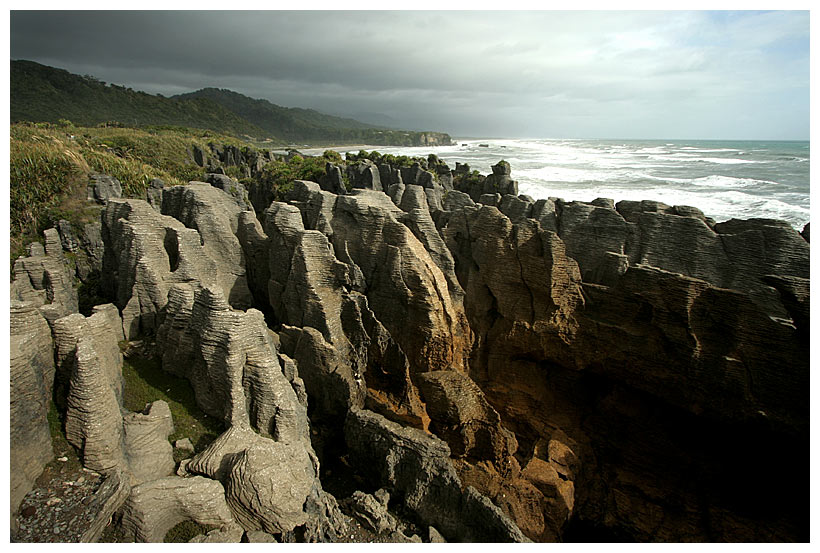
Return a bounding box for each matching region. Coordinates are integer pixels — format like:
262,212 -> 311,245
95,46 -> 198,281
326,139 -> 810,229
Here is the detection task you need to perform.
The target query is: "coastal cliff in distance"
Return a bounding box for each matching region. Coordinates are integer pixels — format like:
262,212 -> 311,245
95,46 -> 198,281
9,147 -> 808,543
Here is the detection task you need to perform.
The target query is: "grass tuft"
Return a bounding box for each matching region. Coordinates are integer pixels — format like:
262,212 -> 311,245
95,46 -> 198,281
121,355 -> 223,451
163,520 -> 220,543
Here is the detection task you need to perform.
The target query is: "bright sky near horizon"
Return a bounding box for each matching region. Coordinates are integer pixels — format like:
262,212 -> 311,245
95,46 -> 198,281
9,9 -> 810,140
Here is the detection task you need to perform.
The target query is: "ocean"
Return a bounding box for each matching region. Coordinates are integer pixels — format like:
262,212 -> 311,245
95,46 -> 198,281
320,138 -> 810,230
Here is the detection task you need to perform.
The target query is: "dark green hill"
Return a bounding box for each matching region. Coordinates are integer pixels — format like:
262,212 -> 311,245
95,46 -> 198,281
175,87 -> 379,139
175,87 -> 451,146
11,60 -> 265,137
11,60 -> 452,146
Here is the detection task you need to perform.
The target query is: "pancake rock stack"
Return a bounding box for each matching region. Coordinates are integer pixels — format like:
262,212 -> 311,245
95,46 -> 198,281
8,156 -> 809,542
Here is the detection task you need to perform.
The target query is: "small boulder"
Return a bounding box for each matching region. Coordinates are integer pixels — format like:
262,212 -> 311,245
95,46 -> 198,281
87,173 -> 122,203
342,490 -> 397,534
174,438 -> 195,454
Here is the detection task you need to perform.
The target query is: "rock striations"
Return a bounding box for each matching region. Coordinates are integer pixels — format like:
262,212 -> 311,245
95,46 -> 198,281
9,158 -> 809,543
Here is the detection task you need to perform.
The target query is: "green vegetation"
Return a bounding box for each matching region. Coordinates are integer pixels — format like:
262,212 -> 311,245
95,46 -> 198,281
12,60 -> 264,137
77,270 -> 107,316
9,122 -> 244,262
454,169 -> 484,189
258,151 -> 338,197
345,149 -> 420,168
177,87 -> 452,146
164,521 -> 220,543
121,354 -> 223,453
12,60 -> 452,147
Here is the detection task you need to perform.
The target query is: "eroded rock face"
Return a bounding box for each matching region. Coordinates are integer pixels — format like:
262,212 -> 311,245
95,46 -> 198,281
225,437 -> 316,534
345,408 -> 528,543
262,186 -> 468,429
10,154 -> 806,543
122,401 -> 175,485
441,199 -> 809,541
120,476 -> 236,542
455,160 -> 518,202
53,304 -> 124,411
161,183 -> 254,309
9,301 -> 55,516
181,423 -> 344,540
56,219 -> 105,283
157,284 -> 307,440
101,199 -> 219,338
11,229 -> 79,325
102,183 -> 259,339
417,370 -> 516,466
278,184 -> 473,378
54,304 -> 175,484
61,311 -> 127,473
341,490 -> 397,534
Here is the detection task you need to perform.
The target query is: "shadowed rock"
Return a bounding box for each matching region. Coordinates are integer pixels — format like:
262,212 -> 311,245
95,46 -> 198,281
441,198 -> 809,541
87,172 -> 122,203
345,409 -> 529,543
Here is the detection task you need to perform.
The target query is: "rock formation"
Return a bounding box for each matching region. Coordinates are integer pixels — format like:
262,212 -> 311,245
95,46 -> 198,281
87,172 -> 123,203
441,196 -> 809,541
120,476 -> 237,543
9,301 -> 55,518
344,408 -> 529,543
9,155 -> 809,543
11,229 -> 79,324
54,304 -> 175,485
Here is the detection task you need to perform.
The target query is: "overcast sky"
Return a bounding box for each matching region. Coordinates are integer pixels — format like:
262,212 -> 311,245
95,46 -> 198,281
9,10 -> 810,140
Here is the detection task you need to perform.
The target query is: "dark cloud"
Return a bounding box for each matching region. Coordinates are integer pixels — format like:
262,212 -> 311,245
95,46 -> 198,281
10,10 -> 809,139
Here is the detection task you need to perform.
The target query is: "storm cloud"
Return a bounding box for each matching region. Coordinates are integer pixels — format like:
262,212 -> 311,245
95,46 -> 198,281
10,10 -> 809,139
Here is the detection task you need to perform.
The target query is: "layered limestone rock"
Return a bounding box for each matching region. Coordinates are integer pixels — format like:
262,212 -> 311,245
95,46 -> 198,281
551,198 -> 810,318
225,435 -> 316,534
345,409 -> 529,543
347,159 -> 383,191
396,184 -> 464,302
204,173 -> 251,210
443,205 -> 585,380
156,284 -> 307,440
9,301 -> 55,517
160,183 -> 254,309
53,304 -> 124,411
181,423 -> 345,540
101,199 -> 218,338
416,369 -> 575,542
441,199 -> 809,541
279,184 -> 473,377
417,370 -> 517,466
454,160 -> 518,202
56,219 -> 105,283
61,310 -> 127,473
122,401 -> 175,485
263,191 -> 438,428
120,476 -> 236,542
55,305 -> 174,483
11,229 -> 79,324
156,280 -> 343,539
102,183 -> 258,339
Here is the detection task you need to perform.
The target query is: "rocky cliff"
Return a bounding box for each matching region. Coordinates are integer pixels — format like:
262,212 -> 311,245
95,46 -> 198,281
9,155 -> 808,543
